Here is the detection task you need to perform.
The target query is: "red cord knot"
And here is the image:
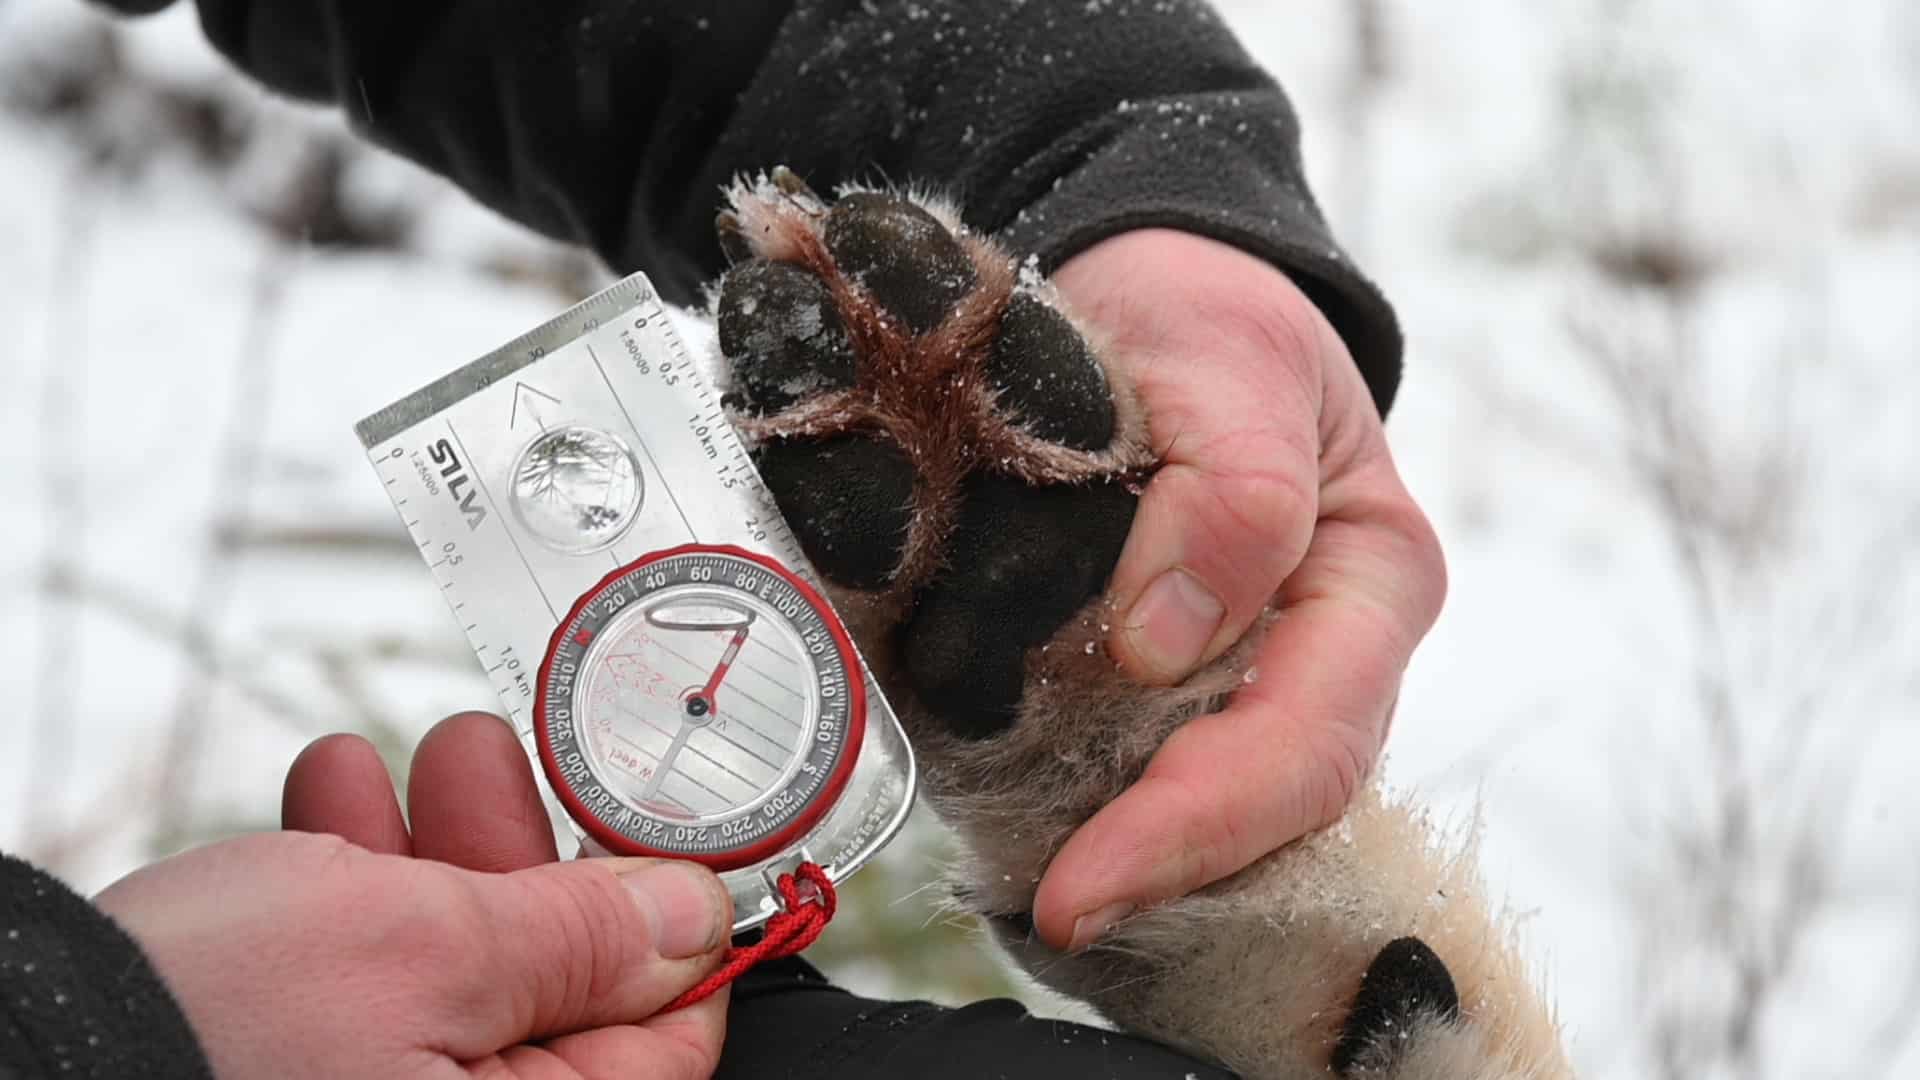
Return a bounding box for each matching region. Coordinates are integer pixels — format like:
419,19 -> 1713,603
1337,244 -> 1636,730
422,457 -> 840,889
665,861 -> 837,1011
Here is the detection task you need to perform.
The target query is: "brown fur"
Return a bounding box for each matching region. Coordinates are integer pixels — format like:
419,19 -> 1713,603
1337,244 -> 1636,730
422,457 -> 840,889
715,170 -> 1573,1080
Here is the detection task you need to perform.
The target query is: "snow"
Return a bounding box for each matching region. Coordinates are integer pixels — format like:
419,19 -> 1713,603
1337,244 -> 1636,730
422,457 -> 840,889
3,0 -> 1918,1075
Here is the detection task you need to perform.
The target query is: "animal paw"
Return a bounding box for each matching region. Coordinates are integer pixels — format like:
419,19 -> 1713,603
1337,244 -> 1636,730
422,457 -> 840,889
711,169 -> 1570,1080
713,168 -> 1156,744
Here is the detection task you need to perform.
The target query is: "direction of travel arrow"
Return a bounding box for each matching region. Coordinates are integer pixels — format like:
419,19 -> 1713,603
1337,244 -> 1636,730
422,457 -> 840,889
510,382 -> 561,429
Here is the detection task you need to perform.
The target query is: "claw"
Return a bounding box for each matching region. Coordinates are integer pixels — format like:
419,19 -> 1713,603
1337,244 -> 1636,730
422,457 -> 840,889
715,211 -> 753,264
770,164 -> 825,208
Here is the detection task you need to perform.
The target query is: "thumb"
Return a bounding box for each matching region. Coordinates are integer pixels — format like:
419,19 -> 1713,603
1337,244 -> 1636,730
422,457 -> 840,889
435,857 -> 732,1055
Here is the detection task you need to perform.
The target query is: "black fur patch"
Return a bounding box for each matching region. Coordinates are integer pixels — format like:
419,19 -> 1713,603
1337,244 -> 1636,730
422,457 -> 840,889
991,910 -> 1038,937
755,436 -> 915,590
714,211 -> 753,264
717,260 -> 857,414
1332,936 -> 1461,1076
901,475 -> 1136,738
986,293 -> 1115,450
824,192 -> 978,334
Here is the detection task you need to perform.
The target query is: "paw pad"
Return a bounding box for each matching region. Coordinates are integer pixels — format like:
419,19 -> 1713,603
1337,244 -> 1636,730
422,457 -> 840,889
752,435 -> 914,592
715,261 -> 856,415
823,192 -> 979,334
986,293 -> 1115,451
1332,936 -> 1462,1075
712,169 -> 1153,738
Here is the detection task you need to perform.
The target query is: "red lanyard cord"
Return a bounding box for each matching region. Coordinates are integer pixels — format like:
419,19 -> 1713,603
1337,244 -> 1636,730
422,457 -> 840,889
665,861 -> 838,1011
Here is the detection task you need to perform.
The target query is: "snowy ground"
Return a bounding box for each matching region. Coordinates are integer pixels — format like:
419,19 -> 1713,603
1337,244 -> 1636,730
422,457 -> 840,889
3,1 -> 1916,1076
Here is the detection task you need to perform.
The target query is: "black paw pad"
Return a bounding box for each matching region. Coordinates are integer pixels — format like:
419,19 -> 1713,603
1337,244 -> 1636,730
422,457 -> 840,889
824,192 -> 978,334
901,475 -> 1136,739
754,436 -> 915,590
717,260 -> 857,414
1332,937 -> 1461,1076
986,293 -> 1116,450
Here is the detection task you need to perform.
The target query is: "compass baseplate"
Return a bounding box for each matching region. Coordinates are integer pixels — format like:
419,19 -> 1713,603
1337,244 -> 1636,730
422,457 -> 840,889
355,272 -> 916,930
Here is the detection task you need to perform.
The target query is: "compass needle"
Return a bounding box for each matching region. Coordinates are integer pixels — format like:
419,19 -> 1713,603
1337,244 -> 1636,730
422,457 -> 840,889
640,722 -> 695,802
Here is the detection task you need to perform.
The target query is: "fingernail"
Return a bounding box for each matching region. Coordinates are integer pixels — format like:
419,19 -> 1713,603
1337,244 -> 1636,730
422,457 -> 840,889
621,861 -> 728,959
1123,569 -> 1226,681
1069,901 -> 1135,951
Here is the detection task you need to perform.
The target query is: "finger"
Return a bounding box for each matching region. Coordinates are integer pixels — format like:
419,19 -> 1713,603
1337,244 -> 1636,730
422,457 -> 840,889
628,988 -> 729,1077
409,711 -> 560,872
1035,455 -> 1446,948
434,857 -> 733,1054
476,989 -> 728,1080
282,734 -> 411,856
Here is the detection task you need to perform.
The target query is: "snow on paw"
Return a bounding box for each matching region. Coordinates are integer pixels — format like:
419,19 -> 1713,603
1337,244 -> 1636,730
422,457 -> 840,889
710,168 -> 1572,1080
714,260 -> 855,415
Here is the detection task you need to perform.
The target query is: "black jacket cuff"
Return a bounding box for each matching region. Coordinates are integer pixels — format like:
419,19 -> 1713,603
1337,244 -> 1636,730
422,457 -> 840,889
0,855 -> 212,1079
997,94 -> 1404,416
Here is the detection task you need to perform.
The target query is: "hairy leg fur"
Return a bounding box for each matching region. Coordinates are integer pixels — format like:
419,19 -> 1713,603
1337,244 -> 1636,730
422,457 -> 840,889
711,168 -> 1573,1080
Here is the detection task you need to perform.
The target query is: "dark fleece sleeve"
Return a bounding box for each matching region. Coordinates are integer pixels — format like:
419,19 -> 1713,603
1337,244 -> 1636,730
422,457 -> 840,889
719,956 -> 1236,1079
0,854 -> 211,1080
95,0 -> 1403,411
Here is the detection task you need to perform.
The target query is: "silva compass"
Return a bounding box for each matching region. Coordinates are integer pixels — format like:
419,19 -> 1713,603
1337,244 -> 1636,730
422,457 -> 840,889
537,545 -> 865,868
355,272 -> 916,931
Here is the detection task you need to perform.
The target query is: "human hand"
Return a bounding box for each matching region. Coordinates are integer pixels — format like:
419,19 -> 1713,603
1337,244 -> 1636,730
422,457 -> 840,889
95,714 -> 734,1080
1033,229 -> 1447,948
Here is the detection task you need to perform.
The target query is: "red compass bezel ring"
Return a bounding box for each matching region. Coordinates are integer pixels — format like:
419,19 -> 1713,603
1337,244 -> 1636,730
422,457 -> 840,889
534,543 -> 867,870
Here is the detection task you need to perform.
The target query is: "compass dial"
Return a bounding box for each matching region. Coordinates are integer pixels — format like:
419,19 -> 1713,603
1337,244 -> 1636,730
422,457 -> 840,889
536,545 -> 864,868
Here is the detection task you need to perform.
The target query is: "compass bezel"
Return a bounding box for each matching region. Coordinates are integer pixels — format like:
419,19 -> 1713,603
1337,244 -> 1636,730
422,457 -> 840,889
534,543 -> 867,869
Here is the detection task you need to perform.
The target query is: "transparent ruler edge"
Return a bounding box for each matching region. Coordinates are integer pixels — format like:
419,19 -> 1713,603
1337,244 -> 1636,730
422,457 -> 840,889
355,273 -> 661,449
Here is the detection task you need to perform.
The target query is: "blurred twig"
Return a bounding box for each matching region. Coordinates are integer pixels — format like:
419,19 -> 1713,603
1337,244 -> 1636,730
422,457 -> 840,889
24,169 -> 96,848
148,242 -> 290,853
209,518 -> 421,557
48,571 -> 336,733
1335,0 -> 1392,257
